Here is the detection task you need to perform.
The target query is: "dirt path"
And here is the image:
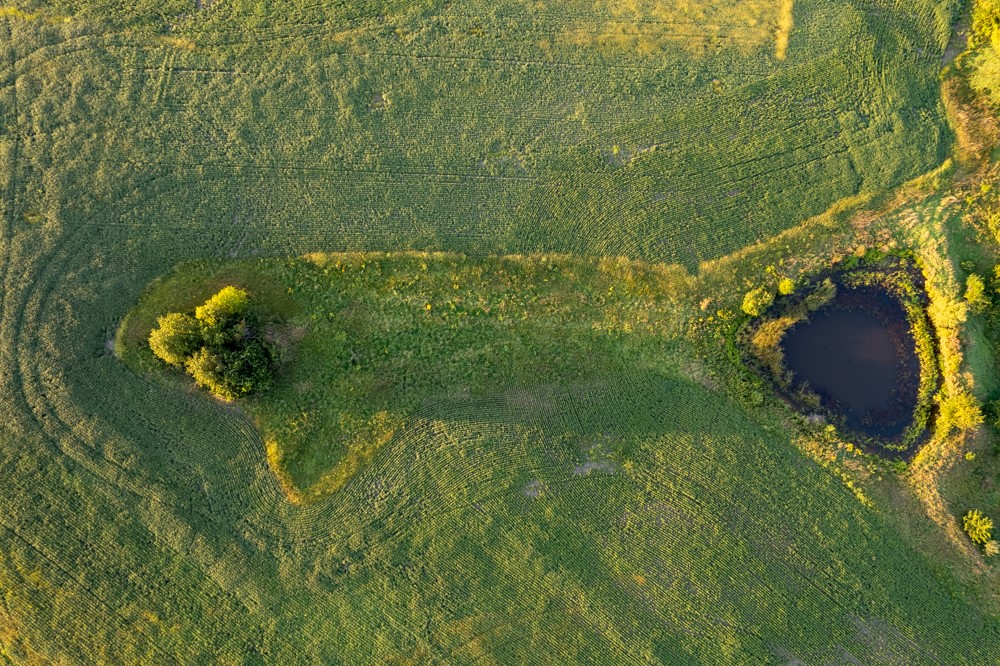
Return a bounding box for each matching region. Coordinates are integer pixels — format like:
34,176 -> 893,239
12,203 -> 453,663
943,19 -> 969,66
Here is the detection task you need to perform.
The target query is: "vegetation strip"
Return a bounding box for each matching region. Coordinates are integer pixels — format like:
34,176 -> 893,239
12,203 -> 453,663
119,252 -> 688,501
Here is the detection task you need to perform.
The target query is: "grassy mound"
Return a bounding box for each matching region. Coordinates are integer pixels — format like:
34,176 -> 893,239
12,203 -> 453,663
120,253 -> 690,500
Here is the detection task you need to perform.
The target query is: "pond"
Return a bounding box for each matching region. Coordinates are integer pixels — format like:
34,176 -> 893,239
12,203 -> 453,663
780,286 -> 921,441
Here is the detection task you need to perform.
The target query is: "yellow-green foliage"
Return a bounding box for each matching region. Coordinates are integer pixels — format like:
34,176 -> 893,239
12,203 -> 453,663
742,287 -> 774,317
938,391 -> 986,435
195,285 -> 251,329
970,0 -> 1000,105
928,289 -> 969,331
964,509 -> 994,545
965,274 -> 991,313
184,347 -> 232,400
147,312 -> 201,367
973,0 -> 1000,46
778,277 -> 796,295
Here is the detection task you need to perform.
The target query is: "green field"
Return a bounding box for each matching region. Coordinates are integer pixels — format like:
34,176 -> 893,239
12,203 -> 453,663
6,0 -> 1000,662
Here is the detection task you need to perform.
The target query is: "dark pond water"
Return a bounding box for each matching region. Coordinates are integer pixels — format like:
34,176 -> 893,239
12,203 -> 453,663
781,287 -> 920,440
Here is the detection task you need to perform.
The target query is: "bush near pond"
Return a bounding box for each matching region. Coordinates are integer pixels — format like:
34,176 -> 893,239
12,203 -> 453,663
965,274 -> 992,314
742,287 -> 774,317
937,390 -> 986,435
964,509 -> 994,545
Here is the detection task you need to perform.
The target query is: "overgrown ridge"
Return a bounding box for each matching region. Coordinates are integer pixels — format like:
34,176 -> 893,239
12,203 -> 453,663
5,0 -> 1000,663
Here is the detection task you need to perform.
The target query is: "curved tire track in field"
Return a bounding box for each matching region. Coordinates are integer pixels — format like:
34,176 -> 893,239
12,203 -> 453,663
8,168 -> 286,533
12,171 -> 277,513
6,171 -> 312,658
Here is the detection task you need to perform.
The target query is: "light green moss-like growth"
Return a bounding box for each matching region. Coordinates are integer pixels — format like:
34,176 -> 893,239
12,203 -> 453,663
965,274 -> 991,314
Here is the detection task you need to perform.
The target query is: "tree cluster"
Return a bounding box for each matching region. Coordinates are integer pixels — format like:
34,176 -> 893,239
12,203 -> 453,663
148,286 -> 275,400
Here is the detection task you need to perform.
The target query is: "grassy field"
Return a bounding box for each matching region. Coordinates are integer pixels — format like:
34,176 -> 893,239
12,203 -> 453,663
5,0 -> 1000,662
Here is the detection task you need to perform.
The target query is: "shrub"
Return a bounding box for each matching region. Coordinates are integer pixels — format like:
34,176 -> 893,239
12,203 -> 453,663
742,287 -> 774,317
778,278 -> 795,296
985,540 -> 1000,557
973,0 -> 1000,46
938,391 -> 985,434
964,274 -> 991,314
149,312 -> 202,366
751,316 -> 796,386
964,509 -> 994,545
196,285 -> 251,328
185,347 -> 233,399
971,2 -> 1000,106
149,286 -> 275,400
